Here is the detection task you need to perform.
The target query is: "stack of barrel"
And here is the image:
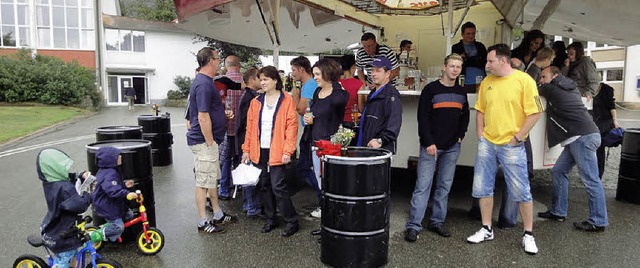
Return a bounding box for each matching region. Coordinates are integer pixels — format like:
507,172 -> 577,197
138,114 -> 173,166
617,128 -> 640,204
88,126 -> 156,242
320,147 -> 393,267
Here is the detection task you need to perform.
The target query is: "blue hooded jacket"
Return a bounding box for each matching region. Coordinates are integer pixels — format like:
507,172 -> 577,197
38,148 -> 91,253
91,147 -> 130,221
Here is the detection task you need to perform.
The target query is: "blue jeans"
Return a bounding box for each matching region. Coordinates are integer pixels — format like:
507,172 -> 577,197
298,140 -> 321,203
406,143 -> 461,231
53,249 -> 76,268
312,150 -> 322,190
218,135 -> 233,198
472,137 -> 532,202
550,133 -> 608,226
242,185 -> 262,216
104,210 -> 134,242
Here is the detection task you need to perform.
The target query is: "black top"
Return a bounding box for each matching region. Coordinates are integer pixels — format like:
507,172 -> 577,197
310,82 -> 349,141
418,80 -> 470,149
538,75 -> 599,147
593,83 -> 616,133
451,40 -> 487,77
124,87 -> 136,97
235,87 -> 260,156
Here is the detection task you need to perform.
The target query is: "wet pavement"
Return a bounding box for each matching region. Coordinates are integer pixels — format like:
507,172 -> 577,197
1,106 -> 640,267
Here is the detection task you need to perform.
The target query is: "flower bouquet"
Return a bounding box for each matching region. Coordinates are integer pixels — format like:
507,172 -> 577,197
330,125 -> 355,148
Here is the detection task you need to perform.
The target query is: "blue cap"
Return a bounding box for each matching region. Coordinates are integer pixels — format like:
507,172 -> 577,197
371,56 -> 392,70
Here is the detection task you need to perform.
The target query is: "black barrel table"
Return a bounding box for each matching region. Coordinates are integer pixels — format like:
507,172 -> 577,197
138,114 -> 173,166
86,140 -> 156,242
95,125 -> 142,142
320,147 -> 392,267
617,128 -> 640,204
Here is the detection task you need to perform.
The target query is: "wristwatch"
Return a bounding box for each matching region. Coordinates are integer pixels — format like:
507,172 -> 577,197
514,136 -> 523,144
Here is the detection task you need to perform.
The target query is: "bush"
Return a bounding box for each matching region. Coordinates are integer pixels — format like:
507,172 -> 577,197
168,75 -> 192,99
0,49 -> 102,110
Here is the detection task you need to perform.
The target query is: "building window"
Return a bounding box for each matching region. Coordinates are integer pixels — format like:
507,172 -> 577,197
36,0 -> 94,49
1,0 -> 30,47
600,69 -> 623,83
106,28 -> 145,53
605,69 -> 623,82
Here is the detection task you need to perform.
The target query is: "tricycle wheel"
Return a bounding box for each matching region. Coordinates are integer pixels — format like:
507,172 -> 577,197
13,254 -> 48,268
137,227 -> 165,255
87,257 -> 122,268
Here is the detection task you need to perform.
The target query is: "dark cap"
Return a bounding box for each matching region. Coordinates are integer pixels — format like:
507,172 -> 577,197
371,56 -> 392,70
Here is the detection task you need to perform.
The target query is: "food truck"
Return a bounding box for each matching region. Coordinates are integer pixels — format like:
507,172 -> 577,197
172,0 -> 640,170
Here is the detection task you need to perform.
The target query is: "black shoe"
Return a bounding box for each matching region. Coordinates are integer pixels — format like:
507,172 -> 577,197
281,224 -> 299,237
538,211 -> 566,222
404,229 -> 418,242
261,222 -> 279,233
427,225 -> 451,237
212,213 -> 238,225
573,221 -> 605,232
310,229 -> 321,236
198,222 -> 225,233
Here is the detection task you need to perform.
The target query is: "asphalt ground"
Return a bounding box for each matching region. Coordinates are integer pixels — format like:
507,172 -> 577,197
1,106 -> 640,267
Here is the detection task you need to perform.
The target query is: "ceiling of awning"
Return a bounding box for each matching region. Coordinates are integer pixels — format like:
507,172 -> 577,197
492,0 -> 640,46
174,0 -> 374,53
339,0 -> 477,15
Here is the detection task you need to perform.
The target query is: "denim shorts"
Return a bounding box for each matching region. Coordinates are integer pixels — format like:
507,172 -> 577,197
190,142 -> 220,189
472,136 -> 532,202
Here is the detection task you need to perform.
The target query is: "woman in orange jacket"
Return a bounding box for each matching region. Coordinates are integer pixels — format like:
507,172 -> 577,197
241,66 -> 299,237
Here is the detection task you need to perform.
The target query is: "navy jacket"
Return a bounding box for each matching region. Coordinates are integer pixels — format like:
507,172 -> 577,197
38,148 -> 91,253
539,75 -> 599,147
92,147 -> 130,221
360,84 -> 403,153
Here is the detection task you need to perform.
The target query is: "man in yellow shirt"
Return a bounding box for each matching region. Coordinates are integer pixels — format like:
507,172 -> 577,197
466,44 -> 543,255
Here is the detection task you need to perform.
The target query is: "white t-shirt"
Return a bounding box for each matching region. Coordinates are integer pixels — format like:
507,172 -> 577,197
260,97 -> 279,148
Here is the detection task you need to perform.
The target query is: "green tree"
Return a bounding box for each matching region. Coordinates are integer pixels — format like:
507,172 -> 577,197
119,0 -> 177,23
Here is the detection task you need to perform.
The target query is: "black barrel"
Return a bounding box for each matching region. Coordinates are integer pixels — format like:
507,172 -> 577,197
321,147 -> 392,268
86,140 -> 155,242
138,114 -> 173,166
617,128 -> 640,204
86,140 -> 152,180
137,114 -> 171,133
95,126 -> 142,142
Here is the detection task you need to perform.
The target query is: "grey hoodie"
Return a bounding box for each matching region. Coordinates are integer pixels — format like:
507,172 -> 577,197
538,75 -> 599,147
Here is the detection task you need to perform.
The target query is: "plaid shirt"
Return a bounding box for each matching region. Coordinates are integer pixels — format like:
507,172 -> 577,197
225,70 -> 243,136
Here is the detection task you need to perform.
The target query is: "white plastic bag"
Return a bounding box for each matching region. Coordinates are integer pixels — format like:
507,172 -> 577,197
232,163 -> 261,186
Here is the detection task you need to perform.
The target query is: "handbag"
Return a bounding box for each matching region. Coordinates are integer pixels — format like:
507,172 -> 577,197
232,163 -> 261,186
602,127 -> 624,148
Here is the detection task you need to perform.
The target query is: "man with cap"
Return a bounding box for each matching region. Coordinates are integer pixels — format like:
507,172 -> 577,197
356,56 -> 402,153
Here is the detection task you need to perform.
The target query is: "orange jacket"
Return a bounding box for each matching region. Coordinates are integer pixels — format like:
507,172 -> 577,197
242,92 -> 298,166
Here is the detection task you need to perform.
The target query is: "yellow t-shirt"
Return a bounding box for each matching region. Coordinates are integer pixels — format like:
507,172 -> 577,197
474,70 -> 543,145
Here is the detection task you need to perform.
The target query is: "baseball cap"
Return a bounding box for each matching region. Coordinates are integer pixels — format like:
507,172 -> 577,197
371,56 -> 392,70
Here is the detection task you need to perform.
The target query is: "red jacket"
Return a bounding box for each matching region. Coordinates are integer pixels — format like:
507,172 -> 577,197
242,92 -> 298,166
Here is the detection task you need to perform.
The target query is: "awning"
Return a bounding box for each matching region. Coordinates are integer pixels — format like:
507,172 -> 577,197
105,65 -> 156,74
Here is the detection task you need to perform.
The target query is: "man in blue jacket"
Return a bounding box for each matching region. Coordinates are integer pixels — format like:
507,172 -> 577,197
536,66 -> 608,232
356,56 -> 402,153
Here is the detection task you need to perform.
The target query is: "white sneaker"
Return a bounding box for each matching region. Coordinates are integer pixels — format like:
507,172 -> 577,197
310,207 -> 321,218
466,227 -> 494,244
522,234 -> 538,255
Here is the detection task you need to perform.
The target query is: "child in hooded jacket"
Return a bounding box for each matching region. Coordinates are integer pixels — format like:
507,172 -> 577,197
91,146 -> 137,242
38,148 -> 92,268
